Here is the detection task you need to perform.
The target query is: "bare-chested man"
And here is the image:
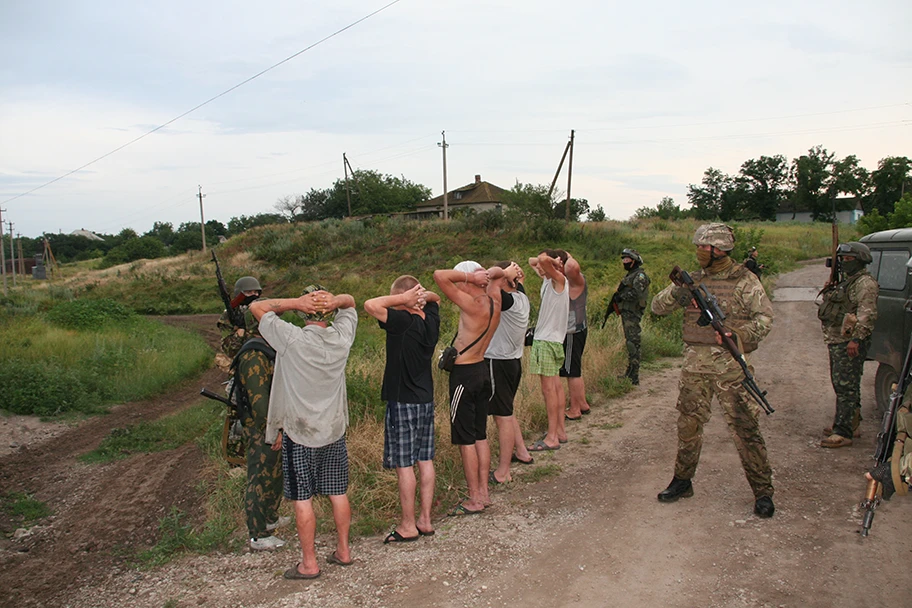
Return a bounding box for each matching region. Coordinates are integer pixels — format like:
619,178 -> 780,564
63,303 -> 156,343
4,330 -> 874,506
433,261 -> 505,515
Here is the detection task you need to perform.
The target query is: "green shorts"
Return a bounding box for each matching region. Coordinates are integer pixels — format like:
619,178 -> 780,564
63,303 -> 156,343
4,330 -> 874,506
529,340 -> 564,376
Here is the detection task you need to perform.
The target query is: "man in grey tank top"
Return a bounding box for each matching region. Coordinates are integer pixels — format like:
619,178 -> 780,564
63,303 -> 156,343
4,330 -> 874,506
560,251 -> 592,420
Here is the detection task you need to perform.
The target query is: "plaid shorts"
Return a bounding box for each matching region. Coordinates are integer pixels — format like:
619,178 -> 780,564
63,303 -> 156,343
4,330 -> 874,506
383,401 -> 435,469
529,340 -> 564,376
282,434 -> 349,501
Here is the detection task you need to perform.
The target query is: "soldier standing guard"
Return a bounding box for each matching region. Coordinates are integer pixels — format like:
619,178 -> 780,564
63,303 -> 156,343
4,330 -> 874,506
218,276 -> 288,551
613,248 -> 650,385
651,224 -> 776,518
818,242 -> 879,448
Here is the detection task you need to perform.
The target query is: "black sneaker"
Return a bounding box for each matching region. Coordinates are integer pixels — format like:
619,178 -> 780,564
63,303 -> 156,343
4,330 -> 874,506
657,477 -> 694,502
754,496 -> 775,518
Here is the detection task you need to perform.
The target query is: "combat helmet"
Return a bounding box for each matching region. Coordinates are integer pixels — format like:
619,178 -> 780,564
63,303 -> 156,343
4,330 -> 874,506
296,283 -> 333,323
233,276 -> 262,298
692,223 -> 734,252
836,242 -> 873,264
620,248 -> 643,265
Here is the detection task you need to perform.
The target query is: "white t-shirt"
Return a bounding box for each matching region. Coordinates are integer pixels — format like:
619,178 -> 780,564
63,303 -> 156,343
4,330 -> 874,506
534,276 -> 569,343
259,308 -> 358,447
485,289 -> 530,360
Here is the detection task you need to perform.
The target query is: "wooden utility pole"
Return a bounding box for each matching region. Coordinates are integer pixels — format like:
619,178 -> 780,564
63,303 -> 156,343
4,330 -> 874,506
565,129 -> 575,221
7,220 -> 15,286
198,185 -> 207,254
0,207 -> 6,295
343,153 -> 352,217
548,140 -> 571,198
17,234 -> 24,276
438,131 -> 449,220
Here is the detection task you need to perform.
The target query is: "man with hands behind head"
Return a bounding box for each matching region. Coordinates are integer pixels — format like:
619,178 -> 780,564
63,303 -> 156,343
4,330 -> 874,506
249,285 -> 358,580
364,277 -> 441,543
434,261 -> 505,515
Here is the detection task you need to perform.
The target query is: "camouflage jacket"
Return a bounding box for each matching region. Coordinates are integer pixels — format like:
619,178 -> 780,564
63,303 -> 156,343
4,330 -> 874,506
818,270 -> 878,345
616,266 -> 650,312
652,262 -> 773,373
217,303 -> 262,359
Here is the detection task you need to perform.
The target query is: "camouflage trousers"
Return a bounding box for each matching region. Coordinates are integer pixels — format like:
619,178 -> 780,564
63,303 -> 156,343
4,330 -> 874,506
620,310 -> 642,381
827,339 -> 870,439
673,368 -> 774,498
237,350 -> 283,538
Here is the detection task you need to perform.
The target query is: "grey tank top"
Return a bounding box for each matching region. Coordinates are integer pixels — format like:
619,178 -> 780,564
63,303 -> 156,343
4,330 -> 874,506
566,282 -> 588,333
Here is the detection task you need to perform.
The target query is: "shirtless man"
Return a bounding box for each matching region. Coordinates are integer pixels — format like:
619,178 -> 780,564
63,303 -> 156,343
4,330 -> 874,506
433,261 -> 505,515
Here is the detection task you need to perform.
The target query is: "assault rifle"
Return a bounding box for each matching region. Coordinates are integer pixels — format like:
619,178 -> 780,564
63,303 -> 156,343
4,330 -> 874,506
212,250 -> 246,328
860,330 -> 912,537
200,388 -> 246,467
601,292 -> 621,328
820,196 -> 840,296
669,266 -> 774,415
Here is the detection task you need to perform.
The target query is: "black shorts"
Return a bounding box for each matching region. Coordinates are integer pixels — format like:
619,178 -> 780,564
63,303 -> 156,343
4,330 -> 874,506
559,327 -> 588,378
449,361 -> 492,445
487,358 -> 522,417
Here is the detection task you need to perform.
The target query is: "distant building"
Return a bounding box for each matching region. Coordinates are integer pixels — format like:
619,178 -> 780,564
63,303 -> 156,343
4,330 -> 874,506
776,196 -> 865,224
70,228 -> 105,241
414,175 -> 508,219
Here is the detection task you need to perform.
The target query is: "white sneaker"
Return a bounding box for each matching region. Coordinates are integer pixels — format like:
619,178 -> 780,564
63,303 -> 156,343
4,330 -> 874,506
249,536 -> 285,551
266,516 -> 292,532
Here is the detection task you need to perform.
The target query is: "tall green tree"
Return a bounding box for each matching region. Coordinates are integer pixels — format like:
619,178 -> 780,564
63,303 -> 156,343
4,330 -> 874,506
686,168 -> 732,220
788,146 -> 835,221
739,155 -> 788,220
867,156 -> 912,216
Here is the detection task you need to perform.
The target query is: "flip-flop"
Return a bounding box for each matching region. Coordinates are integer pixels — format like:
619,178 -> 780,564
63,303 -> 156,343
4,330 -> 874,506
383,529 -> 420,544
327,551 -> 353,566
565,414 -> 582,421
447,503 -> 484,517
511,454 -> 534,465
541,433 -> 568,444
488,470 -> 509,485
581,408 -> 591,415
417,528 -> 436,537
284,564 -> 321,580
528,439 -> 560,452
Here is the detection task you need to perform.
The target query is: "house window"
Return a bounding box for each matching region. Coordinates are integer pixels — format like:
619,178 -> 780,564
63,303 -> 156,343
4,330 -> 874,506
454,192 -> 462,200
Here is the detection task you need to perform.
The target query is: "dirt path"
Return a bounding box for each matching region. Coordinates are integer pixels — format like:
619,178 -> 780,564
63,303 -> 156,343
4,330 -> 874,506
4,270 -> 911,608
0,315 -> 222,608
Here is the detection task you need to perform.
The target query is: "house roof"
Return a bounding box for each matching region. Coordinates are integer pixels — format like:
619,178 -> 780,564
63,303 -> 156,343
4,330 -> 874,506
69,229 -> 105,241
417,178 -> 508,209
777,196 -> 863,214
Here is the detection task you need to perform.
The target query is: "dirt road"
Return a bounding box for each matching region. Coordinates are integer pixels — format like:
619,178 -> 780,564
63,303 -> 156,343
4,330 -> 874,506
3,267 -> 910,608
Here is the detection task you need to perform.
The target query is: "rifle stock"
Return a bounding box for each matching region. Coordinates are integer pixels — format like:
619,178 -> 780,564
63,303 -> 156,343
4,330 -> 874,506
669,266 -> 774,415
860,330 -> 912,537
601,293 -> 621,328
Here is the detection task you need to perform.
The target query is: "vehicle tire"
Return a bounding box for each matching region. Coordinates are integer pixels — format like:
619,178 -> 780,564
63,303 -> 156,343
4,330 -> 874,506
874,362 -> 898,419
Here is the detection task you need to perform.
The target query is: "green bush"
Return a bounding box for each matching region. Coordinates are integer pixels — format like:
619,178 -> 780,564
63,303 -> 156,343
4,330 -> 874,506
0,360 -> 103,416
45,298 -> 136,330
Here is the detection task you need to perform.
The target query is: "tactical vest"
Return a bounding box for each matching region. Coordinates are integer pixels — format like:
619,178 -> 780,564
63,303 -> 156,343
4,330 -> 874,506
681,264 -> 758,353
817,272 -> 864,326
618,268 -> 650,312
228,337 -> 276,420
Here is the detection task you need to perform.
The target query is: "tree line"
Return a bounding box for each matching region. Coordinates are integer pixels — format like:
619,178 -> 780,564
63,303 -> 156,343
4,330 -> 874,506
635,147 -> 911,226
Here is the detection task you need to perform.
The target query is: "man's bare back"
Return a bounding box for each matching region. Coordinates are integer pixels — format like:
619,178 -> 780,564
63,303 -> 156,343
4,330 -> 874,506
433,263 -> 505,364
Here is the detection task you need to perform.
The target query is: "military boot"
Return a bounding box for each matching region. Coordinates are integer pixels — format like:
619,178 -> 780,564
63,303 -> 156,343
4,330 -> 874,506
753,496 -> 775,518
657,477 -> 694,502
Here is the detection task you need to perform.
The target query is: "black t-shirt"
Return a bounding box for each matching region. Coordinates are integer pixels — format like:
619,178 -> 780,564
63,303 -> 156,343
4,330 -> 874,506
379,302 -> 440,403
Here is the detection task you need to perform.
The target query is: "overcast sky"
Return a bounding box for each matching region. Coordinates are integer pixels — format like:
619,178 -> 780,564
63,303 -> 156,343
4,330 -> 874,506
1,0 -> 910,237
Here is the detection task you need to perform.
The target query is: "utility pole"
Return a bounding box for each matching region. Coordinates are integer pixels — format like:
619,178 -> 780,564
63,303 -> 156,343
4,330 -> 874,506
565,129 -> 575,221
438,131 -> 449,220
0,207 -> 6,295
343,153 -> 352,217
7,220 -> 15,286
197,185 -> 207,254
17,233 -> 24,276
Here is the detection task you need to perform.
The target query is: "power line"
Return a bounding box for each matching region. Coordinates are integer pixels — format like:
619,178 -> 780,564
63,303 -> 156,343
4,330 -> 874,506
2,0 -> 404,206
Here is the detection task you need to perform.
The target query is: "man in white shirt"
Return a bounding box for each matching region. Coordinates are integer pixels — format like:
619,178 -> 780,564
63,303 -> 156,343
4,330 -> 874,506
249,285 -> 358,580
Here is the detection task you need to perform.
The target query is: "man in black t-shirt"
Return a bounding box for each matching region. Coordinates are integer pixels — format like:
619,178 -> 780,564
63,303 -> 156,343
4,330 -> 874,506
364,276 -> 442,543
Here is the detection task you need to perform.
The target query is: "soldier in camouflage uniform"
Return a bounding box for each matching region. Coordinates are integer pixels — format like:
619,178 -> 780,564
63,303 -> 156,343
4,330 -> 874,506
652,223 -> 776,518
218,276 -> 287,551
613,248 -> 650,385
818,242 -> 879,448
